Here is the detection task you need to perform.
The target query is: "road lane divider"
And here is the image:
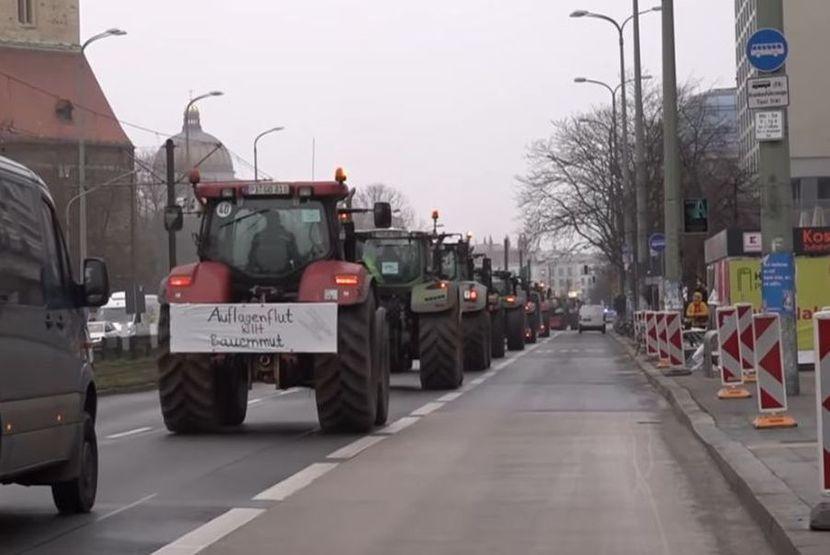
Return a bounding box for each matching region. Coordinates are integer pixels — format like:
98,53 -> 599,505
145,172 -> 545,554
97,493 -> 158,522
410,401 -> 445,416
437,391 -> 464,402
151,508 -> 265,555
376,416 -> 420,435
327,435 -> 387,460
253,463 -> 338,501
105,426 -> 153,440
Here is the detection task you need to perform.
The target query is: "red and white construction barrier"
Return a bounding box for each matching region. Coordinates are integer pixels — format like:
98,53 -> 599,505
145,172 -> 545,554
751,313 -> 796,428
736,303 -> 757,382
645,311 -> 658,358
716,306 -> 751,399
665,311 -> 685,370
811,312 -> 830,531
814,312 -> 830,494
656,312 -> 669,368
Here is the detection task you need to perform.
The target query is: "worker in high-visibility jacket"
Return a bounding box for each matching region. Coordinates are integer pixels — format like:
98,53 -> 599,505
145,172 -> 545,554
685,291 -> 710,328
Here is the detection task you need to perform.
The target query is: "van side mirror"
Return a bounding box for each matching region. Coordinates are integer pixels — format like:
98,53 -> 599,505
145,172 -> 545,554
164,205 -> 184,232
83,258 -> 110,307
373,202 -> 392,229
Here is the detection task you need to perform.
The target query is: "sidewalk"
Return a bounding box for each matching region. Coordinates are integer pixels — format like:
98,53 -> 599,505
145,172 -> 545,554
620,338 -> 830,555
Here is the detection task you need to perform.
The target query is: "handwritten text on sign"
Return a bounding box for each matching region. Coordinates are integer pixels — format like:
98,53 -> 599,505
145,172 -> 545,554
170,303 -> 338,353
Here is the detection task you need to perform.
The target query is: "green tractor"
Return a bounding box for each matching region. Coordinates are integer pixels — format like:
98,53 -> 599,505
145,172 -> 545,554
437,235 -> 492,373
476,258 -> 506,359
356,229 -> 466,390
493,270 -> 527,351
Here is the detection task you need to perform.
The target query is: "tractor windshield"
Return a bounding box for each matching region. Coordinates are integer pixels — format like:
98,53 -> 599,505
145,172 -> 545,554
440,249 -> 459,280
203,198 -> 331,278
491,276 -> 511,296
358,238 -> 423,284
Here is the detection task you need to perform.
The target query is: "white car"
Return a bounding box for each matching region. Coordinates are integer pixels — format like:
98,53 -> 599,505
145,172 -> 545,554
578,304 -> 606,334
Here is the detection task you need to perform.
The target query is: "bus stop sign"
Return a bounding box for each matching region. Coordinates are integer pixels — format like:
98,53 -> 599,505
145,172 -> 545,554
747,28 -> 788,73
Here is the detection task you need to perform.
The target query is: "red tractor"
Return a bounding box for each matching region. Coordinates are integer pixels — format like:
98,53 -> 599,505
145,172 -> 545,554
157,169 -> 393,433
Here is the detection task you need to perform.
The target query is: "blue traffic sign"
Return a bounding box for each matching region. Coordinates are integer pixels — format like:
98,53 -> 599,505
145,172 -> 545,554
649,233 -> 666,253
762,252 -> 795,315
746,28 -> 788,73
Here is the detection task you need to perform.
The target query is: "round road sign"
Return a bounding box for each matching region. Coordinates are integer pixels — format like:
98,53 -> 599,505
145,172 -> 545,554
746,28 -> 788,73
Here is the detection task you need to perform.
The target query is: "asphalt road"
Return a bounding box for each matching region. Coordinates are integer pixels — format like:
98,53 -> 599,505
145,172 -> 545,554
0,332 -> 775,554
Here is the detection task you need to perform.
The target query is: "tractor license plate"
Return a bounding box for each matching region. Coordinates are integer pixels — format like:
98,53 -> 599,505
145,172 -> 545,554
170,303 -> 337,353
246,183 -> 291,196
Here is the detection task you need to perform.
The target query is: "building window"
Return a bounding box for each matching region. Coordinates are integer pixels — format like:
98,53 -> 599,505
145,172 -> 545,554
18,0 -> 34,25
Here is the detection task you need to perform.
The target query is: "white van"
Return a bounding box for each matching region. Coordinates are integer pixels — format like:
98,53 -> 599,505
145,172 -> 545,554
578,304 -> 606,334
93,292 -> 160,337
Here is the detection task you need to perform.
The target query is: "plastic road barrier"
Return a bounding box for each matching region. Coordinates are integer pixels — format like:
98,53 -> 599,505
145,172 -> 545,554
736,303 -> 757,383
751,313 -> 796,428
716,307 -> 751,399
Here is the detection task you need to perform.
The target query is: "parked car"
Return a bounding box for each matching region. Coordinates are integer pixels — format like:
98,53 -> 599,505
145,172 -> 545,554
0,155 -> 110,513
87,320 -> 118,348
578,304 -> 606,334
92,292 -> 159,337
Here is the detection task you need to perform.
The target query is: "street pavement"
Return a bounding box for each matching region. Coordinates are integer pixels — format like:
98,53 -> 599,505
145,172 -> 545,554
0,332 -> 776,554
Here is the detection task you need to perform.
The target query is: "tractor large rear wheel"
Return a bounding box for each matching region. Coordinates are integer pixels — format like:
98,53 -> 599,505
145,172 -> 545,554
490,309 -> 506,359
419,305 -> 464,390
506,307 -> 526,351
158,305 -> 221,433
374,308 -> 390,426
315,297 -> 379,433
463,310 -> 491,372
217,358 -> 248,426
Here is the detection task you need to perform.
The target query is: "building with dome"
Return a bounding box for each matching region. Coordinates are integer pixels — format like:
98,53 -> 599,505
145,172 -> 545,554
152,106 -> 235,182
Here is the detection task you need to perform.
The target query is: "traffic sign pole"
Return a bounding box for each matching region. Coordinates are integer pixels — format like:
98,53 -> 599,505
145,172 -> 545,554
752,3 -> 798,396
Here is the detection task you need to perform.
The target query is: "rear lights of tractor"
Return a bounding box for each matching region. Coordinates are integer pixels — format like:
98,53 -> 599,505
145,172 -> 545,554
463,289 -> 478,301
168,275 -> 193,287
335,274 -> 360,286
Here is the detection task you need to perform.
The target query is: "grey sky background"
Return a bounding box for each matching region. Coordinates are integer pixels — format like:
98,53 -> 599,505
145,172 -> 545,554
83,0 -> 735,242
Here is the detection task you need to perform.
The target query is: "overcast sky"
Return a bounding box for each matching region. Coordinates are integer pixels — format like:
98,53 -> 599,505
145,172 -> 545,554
83,0 -> 735,241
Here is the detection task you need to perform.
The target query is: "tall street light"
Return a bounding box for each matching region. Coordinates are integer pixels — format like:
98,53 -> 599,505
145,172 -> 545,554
77,28 -> 126,275
184,91 -> 224,175
570,5 -> 661,314
253,126 -> 285,182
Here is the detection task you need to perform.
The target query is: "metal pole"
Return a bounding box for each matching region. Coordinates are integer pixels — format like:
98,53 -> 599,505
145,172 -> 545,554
756,0 -> 798,395
661,0 -> 682,310
77,60 -> 87,276
633,0 -> 649,309
610,90 -> 627,297
165,139 -> 177,270
254,142 -> 259,182
617,27 -> 637,315
503,236 -> 510,271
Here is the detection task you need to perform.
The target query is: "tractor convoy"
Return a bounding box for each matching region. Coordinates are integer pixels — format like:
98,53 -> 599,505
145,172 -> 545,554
156,170 -> 549,434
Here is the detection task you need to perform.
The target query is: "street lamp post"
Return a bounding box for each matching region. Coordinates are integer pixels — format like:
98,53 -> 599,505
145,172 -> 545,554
571,5 -> 661,315
76,28 -> 126,275
253,127 -> 285,182
183,91 -> 224,174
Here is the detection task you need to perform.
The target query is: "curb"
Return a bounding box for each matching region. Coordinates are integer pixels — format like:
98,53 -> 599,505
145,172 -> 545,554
612,333 -> 815,555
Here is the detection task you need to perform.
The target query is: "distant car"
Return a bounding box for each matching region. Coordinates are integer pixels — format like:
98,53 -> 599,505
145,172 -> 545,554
87,320 -> 118,348
93,292 -> 160,337
578,304 -> 606,334
0,154 -> 110,514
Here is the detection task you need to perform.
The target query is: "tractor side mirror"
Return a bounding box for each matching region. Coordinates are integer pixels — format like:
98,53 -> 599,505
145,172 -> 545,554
164,205 -> 184,232
82,258 -> 110,307
373,202 -> 392,229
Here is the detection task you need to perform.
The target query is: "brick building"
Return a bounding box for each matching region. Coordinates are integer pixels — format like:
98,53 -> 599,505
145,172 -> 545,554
0,0 -> 134,287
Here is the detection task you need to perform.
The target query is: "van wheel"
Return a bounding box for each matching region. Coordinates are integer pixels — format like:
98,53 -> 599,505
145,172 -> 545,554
52,414 -> 97,514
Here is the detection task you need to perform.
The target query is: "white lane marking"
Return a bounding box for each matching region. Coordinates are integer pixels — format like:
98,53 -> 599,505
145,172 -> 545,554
253,463 -> 338,501
327,435 -> 386,460
469,377 -> 486,386
247,398 -> 263,406
376,416 -> 419,435
437,391 -> 463,402
106,427 -> 153,440
410,401 -> 444,416
151,508 -> 265,555
97,493 -> 157,522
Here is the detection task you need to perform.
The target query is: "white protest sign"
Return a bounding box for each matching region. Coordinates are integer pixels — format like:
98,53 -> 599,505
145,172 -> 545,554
171,303 -> 338,353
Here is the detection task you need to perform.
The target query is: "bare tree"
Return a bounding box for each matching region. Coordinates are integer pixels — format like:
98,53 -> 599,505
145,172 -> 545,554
517,82 -> 755,294
353,183 -> 417,229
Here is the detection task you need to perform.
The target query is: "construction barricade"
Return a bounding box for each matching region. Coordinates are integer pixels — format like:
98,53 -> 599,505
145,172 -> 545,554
716,306 -> 751,399
656,312 -> 670,369
811,311 -> 830,530
645,311 -> 658,359
736,303 -> 757,383
664,311 -> 690,376
751,313 -> 796,428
